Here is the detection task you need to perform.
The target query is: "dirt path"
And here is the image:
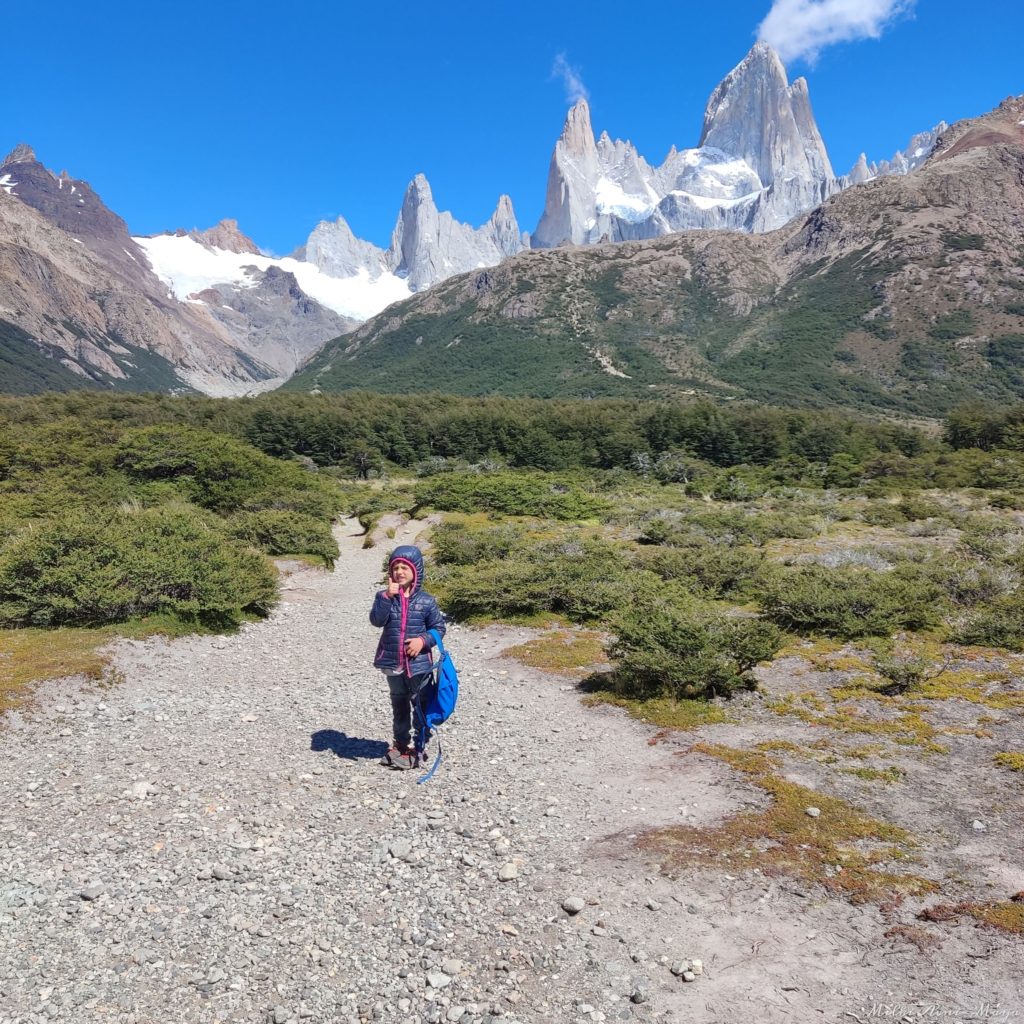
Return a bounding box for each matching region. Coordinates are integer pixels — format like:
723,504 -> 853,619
0,520 -> 1020,1024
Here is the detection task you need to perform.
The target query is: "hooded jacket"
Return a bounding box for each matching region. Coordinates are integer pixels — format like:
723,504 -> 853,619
370,544 -> 446,676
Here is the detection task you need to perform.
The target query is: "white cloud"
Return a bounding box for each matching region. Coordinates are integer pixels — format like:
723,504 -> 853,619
757,0 -> 914,64
551,53 -> 589,105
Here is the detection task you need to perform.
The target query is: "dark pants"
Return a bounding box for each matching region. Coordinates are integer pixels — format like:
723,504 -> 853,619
387,672 -> 431,751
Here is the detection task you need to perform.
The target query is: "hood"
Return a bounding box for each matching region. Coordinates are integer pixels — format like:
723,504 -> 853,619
389,544 -> 425,594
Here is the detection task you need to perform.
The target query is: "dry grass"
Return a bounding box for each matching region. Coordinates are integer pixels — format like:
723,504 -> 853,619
994,751 -> 1024,772
583,692 -> 730,730
0,628 -> 111,713
0,615 -> 214,715
767,692 -> 950,753
503,629 -> 608,674
884,924 -> 943,952
639,743 -> 936,906
919,896 -> 1024,935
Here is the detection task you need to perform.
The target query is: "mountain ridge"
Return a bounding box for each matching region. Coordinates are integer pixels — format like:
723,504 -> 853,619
287,96 -> 1024,417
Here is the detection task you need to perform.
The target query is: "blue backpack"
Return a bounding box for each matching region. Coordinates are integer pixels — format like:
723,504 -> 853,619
415,629 -> 459,783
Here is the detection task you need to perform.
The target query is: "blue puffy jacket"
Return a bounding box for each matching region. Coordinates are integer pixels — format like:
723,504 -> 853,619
370,544 -> 446,676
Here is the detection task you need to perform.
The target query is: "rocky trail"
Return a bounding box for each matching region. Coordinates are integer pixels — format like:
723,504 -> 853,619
1,520 -> 1020,1024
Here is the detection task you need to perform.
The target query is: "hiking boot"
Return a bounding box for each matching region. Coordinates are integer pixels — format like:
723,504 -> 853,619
389,749 -> 418,771
380,746 -> 410,768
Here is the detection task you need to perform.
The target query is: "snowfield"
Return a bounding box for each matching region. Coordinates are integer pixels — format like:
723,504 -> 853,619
133,233 -> 411,322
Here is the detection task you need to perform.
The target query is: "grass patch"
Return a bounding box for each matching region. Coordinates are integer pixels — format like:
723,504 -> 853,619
994,751 -> 1024,772
842,765 -> 906,784
0,614 -> 209,714
639,743 -> 936,905
919,897 -> 1024,934
502,629 -> 608,674
767,693 -> 949,753
581,691 -> 730,730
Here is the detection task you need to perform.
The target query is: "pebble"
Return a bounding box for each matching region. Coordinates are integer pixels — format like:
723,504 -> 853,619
562,896 -> 586,915
426,971 -> 452,989
971,819 -> 987,831
630,982 -> 650,1004
498,863 -> 518,882
80,883 -> 106,901
805,807 -> 821,818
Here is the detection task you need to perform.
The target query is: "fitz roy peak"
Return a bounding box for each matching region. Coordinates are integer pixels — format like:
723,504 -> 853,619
532,42 -> 935,248
303,174 -> 525,294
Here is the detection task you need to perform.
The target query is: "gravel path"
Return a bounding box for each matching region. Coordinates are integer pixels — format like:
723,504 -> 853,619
0,520 -> 707,1024
3,519 -> 1020,1024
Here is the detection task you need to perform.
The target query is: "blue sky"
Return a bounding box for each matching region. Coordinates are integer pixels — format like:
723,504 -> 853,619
2,0 -> 1021,254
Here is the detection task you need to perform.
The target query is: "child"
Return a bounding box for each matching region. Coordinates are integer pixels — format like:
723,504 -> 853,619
369,544 -> 446,770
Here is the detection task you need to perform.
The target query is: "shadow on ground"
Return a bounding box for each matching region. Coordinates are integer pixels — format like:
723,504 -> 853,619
311,728 -> 388,761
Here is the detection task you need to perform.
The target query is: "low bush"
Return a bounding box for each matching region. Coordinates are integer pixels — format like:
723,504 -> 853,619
227,510 -> 339,567
0,506 -> 277,628
638,544 -> 766,600
640,507 -> 818,547
607,588 -> 782,699
430,520 -> 525,566
954,597 -> 1024,650
434,537 -> 637,622
115,426 -> 340,518
760,564 -> 945,638
414,472 -> 609,521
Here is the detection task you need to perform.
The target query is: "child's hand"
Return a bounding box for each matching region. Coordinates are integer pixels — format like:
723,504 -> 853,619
405,636 -> 425,657
386,578 -> 401,597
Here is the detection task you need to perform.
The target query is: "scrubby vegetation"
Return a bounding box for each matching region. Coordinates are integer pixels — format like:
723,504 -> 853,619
4,388 -> 1024,931
0,411 -> 344,637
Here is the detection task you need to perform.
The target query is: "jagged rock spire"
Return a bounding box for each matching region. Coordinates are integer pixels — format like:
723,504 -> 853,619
2,143 -> 37,166
192,218 -> 262,255
700,41 -> 832,186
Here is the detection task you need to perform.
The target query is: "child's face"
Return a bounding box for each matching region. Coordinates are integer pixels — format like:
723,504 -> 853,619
390,561 -> 414,588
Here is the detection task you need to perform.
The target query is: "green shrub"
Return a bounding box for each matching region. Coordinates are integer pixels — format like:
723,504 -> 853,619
955,598 -> 1024,650
430,520 -> 525,565
759,564 -> 945,638
434,538 -> 636,622
227,510 -> 339,567
638,544 -> 766,600
640,507 -> 818,547
115,425 -> 340,518
607,588 -> 782,699
414,472 -> 609,521
0,506 -> 277,628
860,502 -> 908,527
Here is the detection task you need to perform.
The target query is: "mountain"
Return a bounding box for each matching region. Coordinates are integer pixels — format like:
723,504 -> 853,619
288,97 -> 1024,418
531,43 -> 943,251
0,43 -> 973,398
0,146 -> 360,394
300,174 -> 525,294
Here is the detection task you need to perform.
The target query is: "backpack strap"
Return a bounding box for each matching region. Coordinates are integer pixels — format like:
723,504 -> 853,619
415,630 -> 447,785
427,629 -> 446,659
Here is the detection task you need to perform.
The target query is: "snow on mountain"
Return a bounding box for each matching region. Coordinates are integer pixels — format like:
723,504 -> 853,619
532,43 -> 842,247
134,233 -> 411,322
531,43 -> 947,249
302,174 -> 525,296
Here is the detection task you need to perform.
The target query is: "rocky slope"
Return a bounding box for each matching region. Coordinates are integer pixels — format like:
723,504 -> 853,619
289,97 -> 1024,416
0,148 -> 355,395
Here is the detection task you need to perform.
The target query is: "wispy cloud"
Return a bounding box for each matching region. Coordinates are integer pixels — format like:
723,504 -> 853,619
758,0 -> 914,64
551,53 -> 589,104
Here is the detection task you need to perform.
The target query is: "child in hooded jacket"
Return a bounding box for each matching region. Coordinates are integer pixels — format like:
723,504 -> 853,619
369,544 -> 446,769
